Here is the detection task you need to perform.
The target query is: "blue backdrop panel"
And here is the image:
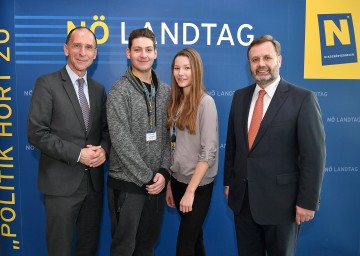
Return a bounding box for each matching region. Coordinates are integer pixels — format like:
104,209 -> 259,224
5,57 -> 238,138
0,1 -> 22,255
0,0 -> 359,255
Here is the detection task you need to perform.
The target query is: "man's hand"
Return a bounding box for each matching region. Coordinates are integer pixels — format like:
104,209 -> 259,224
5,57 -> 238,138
146,173 -> 165,195
88,145 -> 106,167
224,186 -> 229,200
296,205 -> 315,225
79,145 -> 106,167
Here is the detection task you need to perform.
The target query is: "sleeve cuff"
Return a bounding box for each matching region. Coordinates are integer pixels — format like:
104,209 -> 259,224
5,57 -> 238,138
157,168 -> 171,185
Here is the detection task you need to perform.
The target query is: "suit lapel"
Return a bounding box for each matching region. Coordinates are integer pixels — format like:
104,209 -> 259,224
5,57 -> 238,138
251,79 -> 289,149
60,68 -> 87,133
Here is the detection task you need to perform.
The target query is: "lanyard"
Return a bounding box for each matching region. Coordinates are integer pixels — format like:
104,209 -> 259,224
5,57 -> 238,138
132,69 -> 156,131
141,81 -> 156,130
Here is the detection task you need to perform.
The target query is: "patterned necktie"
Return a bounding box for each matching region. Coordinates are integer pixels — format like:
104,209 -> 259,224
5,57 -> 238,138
248,89 -> 266,149
77,78 -> 90,130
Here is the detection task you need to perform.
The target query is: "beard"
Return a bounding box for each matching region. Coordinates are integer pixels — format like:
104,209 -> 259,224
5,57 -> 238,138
251,65 -> 280,86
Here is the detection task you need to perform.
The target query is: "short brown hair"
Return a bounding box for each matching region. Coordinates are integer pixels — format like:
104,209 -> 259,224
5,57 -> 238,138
247,35 -> 281,60
128,28 -> 156,49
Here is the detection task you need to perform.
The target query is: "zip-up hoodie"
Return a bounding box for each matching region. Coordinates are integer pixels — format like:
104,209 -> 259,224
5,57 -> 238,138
107,67 -> 171,193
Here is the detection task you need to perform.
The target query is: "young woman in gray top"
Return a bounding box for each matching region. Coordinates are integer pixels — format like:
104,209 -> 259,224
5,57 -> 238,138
166,48 -> 219,256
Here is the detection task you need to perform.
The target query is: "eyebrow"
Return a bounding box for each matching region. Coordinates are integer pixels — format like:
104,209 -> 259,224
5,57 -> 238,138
133,46 -> 154,49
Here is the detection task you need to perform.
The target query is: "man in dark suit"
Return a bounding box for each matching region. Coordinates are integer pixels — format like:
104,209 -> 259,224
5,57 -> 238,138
27,27 -> 110,256
224,35 -> 326,256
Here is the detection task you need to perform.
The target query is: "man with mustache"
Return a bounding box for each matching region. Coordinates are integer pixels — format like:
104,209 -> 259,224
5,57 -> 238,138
224,35 -> 326,256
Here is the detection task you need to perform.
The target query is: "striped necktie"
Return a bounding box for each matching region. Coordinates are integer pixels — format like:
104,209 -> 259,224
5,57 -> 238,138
77,78 -> 90,130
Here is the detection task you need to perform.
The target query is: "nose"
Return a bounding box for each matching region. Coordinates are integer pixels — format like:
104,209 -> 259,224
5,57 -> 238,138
258,57 -> 266,66
79,46 -> 86,55
140,49 -> 147,57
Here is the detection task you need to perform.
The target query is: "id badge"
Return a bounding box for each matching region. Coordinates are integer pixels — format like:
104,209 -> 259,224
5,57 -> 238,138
146,131 -> 157,142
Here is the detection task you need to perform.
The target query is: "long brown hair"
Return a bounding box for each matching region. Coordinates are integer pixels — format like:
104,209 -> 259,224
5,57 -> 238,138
166,48 -> 206,134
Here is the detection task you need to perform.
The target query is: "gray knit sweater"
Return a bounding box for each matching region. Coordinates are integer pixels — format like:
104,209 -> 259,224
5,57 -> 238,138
107,67 -> 171,188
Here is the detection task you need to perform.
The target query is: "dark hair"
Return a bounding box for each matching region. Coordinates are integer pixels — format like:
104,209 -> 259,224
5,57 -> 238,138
247,35 -> 281,59
128,28 -> 156,49
65,27 -> 97,48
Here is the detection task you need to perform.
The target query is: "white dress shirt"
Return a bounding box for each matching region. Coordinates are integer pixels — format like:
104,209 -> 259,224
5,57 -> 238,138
66,65 -> 90,108
247,76 -> 281,131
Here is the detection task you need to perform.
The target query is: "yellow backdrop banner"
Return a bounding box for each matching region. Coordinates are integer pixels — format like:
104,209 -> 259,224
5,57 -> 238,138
304,0 -> 360,79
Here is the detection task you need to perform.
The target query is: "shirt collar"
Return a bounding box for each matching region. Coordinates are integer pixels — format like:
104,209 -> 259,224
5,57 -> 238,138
254,75 -> 281,99
66,65 -> 88,86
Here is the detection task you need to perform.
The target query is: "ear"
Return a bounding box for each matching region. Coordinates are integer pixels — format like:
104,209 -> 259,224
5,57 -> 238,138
154,48 -> 158,60
278,55 -> 282,67
64,44 -> 69,56
93,48 -> 98,60
126,48 -> 131,59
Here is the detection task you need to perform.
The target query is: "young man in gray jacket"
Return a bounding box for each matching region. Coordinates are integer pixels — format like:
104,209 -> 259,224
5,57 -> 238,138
106,28 -> 171,256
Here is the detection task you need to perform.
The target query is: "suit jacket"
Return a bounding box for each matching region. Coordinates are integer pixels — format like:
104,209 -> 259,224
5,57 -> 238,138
27,67 -> 110,196
224,78 -> 326,225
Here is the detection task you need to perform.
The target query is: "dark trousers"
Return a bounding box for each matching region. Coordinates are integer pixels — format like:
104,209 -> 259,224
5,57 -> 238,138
171,177 -> 214,256
234,188 -> 300,256
44,171 -> 103,256
108,187 -> 166,256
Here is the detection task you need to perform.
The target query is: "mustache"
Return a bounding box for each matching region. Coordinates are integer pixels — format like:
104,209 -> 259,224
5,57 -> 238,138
256,68 -> 270,72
